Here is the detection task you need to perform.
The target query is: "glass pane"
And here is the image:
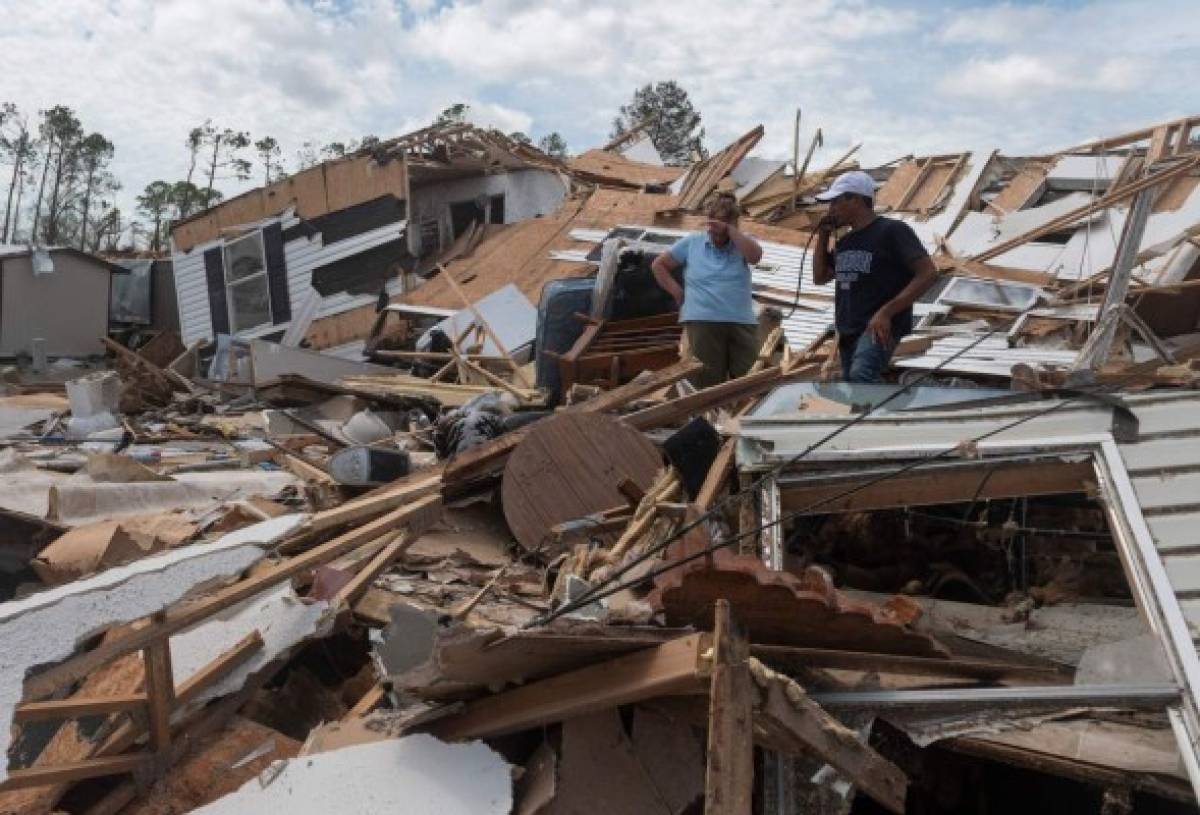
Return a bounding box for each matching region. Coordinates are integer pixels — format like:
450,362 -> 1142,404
228,276 -> 272,333
224,232 -> 265,282
939,277 -> 1040,311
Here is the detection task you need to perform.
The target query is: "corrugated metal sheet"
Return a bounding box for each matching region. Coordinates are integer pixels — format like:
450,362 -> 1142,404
172,214 -> 406,345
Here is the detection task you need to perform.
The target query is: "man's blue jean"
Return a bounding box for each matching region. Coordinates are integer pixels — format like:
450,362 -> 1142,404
838,332 -> 895,383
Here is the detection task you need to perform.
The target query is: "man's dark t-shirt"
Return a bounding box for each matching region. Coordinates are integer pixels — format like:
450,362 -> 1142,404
831,216 -> 929,339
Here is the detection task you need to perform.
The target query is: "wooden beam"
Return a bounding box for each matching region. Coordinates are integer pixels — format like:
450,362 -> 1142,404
12,695 -> 147,724
749,659 -> 908,814
427,633 -> 710,741
333,528 -> 413,607
972,156 -> 1200,263
175,630 -> 263,705
24,495 -> 441,701
622,364 -> 813,432
142,625 -> 174,754
704,600 -> 754,815
779,457 -> 1094,514
0,755 -> 150,792
435,263 -> 532,389
306,471 -> 443,535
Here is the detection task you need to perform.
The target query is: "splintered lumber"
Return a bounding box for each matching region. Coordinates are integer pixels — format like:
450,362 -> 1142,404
12,695 -> 147,723
749,658 -> 908,814
307,470 -> 444,534
443,357 -> 703,488
0,632 -> 264,799
25,497 -> 441,701
971,155 -> 1200,263
427,633 -> 710,741
0,755 -> 152,792
704,601 -> 754,815
333,528 -> 418,607
435,263 -> 532,389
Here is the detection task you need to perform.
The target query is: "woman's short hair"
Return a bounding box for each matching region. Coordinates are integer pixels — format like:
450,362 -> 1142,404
705,192 -> 739,221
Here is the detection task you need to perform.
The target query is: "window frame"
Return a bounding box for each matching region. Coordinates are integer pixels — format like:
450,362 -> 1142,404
222,230 -> 273,334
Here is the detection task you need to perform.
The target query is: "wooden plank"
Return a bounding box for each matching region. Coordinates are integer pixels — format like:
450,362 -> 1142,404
750,659 -> 908,814
0,755 -> 150,792
435,263 -> 532,389
143,632 -> 174,754
12,695 -> 146,724
333,528 -> 413,607
25,496 -> 441,701
779,457 -> 1094,514
972,156 -> 1200,263
704,600 -> 754,815
307,472 -> 443,534
175,630 -> 264,705
623,364 -> 816,431
427,633 -> 710,741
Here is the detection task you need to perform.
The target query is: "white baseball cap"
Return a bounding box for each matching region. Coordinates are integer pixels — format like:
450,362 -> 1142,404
814,170 -> 878,201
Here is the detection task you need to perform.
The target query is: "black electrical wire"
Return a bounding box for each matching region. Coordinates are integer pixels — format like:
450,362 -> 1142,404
530,309 -> 1024,627
532,383 -> 1131,620
533,325 -> 1164,628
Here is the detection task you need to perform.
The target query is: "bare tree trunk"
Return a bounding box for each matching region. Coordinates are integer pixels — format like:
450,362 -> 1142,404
78,168 -> 95,250
151,213 -> 162,252
205,134 -> 221,202
2,138 -> 23,243
31,137 -> 53,242
45,140 -> 68,244
11,163 -> 26,243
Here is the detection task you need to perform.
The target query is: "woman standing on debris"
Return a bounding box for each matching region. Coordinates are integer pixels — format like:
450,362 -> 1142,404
651,193 -> 763,389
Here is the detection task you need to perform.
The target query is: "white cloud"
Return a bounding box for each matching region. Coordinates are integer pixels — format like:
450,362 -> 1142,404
0,0 -> 1196,245
939,53 -> 1148,100
938,4 -> 1053,45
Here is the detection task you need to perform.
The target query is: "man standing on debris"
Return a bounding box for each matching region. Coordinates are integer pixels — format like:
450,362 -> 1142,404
813,171 -> 937,383
651,193 -> 764,388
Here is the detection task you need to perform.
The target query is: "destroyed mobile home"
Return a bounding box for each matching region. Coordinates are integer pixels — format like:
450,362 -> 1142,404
0,114 -> 1197,814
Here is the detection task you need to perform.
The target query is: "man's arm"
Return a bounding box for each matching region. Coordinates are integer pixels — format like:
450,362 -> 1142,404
651,252 -> 685,310
812,221 -> 835,286
865,255 -> 938,345
725,223 -> 763,265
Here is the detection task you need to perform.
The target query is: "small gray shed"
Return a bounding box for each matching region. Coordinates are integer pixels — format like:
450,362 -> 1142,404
0,246 -> 122,358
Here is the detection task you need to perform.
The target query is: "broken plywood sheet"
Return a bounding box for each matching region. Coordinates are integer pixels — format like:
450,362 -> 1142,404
421,282 -> 537,358
542,710 -> 678,814
404,503 -> 513,568
0,513 -> 305,784
191,734 -> 511,814
125,716 -> 301,815
968,717 -> 1186,780
630,706 -> 705,813
31,514 -> 196,585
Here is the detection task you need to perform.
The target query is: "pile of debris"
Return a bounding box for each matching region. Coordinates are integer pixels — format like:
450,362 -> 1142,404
0,113 -> 1198,815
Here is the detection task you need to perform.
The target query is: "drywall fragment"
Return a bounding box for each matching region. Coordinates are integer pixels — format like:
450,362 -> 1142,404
170,581 -> 335,708
0,513 -> 305,784
372,602 -> 439,678
192,734 -> 512,814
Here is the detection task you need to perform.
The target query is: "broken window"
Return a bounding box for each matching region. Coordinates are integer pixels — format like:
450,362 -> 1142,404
937,277 -> 1042,312
223,231 -> 272,333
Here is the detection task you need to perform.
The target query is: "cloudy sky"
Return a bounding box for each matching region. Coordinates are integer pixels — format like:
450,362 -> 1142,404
1,0 -> 1197,229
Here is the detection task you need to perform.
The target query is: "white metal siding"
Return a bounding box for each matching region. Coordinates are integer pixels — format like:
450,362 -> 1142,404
172,216 -> 406,345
